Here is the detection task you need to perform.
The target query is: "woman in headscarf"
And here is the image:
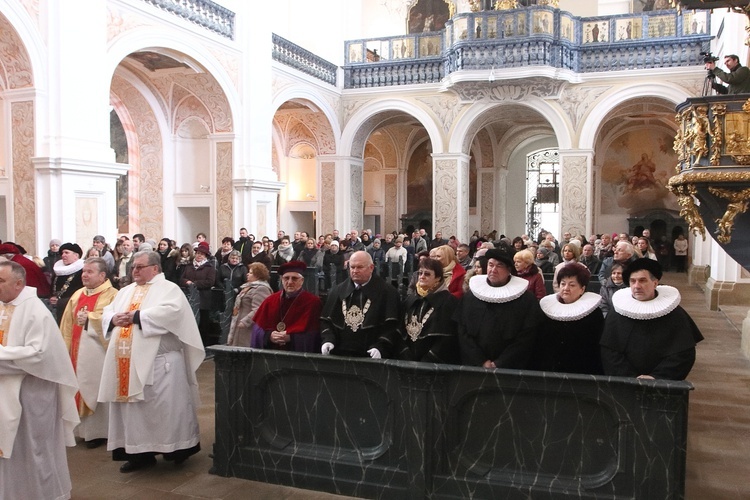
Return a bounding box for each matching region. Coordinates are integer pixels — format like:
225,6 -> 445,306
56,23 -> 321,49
396,258 -> 459,364
428,245 -> 466,299
227,262 -> 273,347
532,263 -> 604,375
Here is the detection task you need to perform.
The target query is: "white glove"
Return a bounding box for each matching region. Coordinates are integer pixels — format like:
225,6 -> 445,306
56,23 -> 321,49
367,348 -> 381,359
321,342 -> 334,355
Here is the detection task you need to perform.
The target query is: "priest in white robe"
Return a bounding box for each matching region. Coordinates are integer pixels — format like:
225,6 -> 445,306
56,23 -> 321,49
0,260 -> 79,500
60,257 -> 118,448
99,250 -> 205,473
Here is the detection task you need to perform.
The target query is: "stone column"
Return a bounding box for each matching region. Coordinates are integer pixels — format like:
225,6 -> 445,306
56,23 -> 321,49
31,1 -> 118,253
317,155 -> 338,235
214,135 -> 235,240
688,232 -> 712,286
317,156 -> 363,233
559,150 -> 593,238
706,241 -> 750,310
233,179 -> 284,240
432,153 -> 470,243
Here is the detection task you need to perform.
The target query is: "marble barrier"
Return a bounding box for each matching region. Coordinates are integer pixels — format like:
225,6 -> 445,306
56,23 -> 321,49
209,346 -> 692,499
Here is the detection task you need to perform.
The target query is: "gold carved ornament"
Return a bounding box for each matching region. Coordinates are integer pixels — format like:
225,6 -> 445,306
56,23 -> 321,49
710,103 -> 726,166
707,187 -> 750,244
673,111 -> 689,173
685,105 -> 710,164
494,0 -> 518,10
724,99 -> 750,165
669,182 -> 706,241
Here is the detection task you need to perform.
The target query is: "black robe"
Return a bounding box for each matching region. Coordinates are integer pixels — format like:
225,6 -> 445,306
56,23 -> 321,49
320,274 -> 400,357
600,306 -> 703,380
531,308 -> 605,375
396,290 -> 459,364
455,288 -> 544,369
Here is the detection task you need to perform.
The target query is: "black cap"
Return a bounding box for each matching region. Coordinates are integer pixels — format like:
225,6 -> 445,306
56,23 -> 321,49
622,258 -> 662,282
485,248 -> 517,276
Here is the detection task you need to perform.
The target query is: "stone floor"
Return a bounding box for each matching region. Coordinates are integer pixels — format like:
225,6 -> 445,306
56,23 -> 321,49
67,271 -> 750,499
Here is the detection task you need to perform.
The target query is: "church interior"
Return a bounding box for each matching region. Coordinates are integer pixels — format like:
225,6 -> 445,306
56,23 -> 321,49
3,0 -> 750,497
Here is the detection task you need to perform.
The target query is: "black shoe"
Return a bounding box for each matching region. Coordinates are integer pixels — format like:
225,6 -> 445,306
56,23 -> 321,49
119,456 -> 157,473
85,438 -> 106,449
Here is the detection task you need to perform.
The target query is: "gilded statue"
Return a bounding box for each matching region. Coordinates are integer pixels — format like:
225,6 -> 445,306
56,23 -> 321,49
709,187 -> 750,244
685,106 -> 710,164
674,184 -> 706,240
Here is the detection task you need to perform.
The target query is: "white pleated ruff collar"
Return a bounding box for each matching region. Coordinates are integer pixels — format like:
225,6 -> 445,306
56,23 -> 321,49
540,292 -> 602,321
612,285 -> 681,320
469,275 -> 528,303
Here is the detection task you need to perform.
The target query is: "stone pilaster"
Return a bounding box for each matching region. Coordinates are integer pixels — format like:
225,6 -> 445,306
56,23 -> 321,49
432,153 -> 470,243
559,150 -> 593,238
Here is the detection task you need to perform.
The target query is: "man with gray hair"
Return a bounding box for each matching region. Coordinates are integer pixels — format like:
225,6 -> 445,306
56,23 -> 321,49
99,250 -> 205,472
320,251 -> 400,358
598,241 -> 637,285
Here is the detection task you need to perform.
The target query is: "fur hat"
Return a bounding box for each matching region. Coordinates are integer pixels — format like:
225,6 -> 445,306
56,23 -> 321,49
59,242 -> 83,257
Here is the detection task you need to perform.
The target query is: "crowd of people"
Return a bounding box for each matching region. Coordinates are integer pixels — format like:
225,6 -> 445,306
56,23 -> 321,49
0,226 -> 703,499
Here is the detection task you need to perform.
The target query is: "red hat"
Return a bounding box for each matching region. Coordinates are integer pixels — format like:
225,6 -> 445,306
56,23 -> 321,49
0,243 -> 19,255
278,260 -> 307,276
195,242 -> 211,256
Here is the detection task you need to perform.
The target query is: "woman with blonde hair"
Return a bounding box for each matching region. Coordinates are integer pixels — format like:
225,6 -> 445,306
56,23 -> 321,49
552,243 -> 582,293
513,249 -> 546,300
428,245 -> 466,299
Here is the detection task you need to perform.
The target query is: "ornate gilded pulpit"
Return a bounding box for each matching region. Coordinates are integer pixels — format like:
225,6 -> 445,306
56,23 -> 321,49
669,95 -> 750,269
668,0 -> 750,270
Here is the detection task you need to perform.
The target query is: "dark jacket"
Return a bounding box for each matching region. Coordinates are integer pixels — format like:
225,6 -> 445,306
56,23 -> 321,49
181,262 -> 217,309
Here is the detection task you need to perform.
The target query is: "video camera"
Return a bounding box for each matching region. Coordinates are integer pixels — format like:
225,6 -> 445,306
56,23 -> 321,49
701,51 -> 719,64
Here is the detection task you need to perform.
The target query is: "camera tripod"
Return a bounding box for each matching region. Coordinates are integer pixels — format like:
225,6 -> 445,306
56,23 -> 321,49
703,69 -> 716,96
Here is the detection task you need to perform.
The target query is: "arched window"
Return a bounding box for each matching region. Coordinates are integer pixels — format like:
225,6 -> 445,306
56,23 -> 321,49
525,148 -> 559,240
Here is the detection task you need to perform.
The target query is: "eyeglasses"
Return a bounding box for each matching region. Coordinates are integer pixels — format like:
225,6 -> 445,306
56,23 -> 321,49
417,271 -> 435,276
132,264 -> 155,271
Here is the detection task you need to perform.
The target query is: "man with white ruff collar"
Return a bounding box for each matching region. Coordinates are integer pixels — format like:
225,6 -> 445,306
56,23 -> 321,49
51,242 -> 85,324
455,249 -> 544,369
600,258 -> 703,380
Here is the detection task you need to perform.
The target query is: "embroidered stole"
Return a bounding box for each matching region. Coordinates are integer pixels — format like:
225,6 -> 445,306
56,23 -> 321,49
115,284 -> 150,402
0,303 -> 15,346
70,292 -> 101,415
